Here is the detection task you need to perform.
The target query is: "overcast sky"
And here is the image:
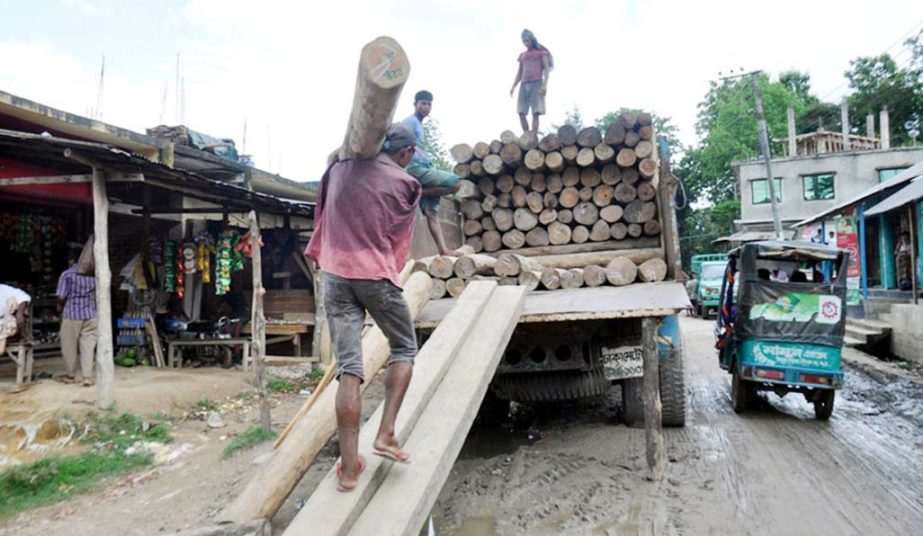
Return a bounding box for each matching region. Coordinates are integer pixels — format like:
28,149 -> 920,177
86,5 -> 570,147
1,0 -> 921,181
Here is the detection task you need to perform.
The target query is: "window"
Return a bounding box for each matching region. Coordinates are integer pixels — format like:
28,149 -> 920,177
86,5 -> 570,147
751,178 -> 782,205
878,167 -> 909,183
802,173 -> 835,201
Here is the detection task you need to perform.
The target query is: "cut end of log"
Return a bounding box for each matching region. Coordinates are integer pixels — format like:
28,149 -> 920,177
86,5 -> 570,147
360,36 -> 410,89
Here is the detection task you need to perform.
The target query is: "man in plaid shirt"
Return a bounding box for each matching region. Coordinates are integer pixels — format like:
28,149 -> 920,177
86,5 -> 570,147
56,257 -> 98,386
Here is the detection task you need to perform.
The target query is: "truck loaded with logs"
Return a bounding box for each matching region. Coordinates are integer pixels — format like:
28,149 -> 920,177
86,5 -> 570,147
413,111 -> 691,427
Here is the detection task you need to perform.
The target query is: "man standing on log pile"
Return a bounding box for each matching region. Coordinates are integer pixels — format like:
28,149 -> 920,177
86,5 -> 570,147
510,29 -> 552,136
402,90 -> 465,256
305,123 -> 421,492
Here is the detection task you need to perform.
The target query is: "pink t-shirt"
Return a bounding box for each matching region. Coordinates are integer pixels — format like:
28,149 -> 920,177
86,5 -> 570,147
305,154 -> 421,287
518,48 -> 549,83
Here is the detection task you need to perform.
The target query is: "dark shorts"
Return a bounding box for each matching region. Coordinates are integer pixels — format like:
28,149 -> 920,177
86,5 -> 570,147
518,81 -> 545,115
406,160 -> 459,214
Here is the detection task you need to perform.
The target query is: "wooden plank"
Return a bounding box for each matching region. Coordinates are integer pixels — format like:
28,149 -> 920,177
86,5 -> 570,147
482,237 -> 660,257
642,316 -> 664,481
283,282 -> 499,535
92,168 -> 115,409
347,286 -> 526,536
0,174 -> 91,186
249,211 -> 271,433
220,272 -> 433,524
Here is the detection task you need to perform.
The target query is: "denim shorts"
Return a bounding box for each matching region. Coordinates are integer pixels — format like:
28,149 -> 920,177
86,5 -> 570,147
518,81 -> 545,115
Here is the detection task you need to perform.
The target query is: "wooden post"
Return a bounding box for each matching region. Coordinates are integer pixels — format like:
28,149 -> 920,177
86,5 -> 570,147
641,316 -> 664,481
249,211 -> 271,434
92,168 -> 114,409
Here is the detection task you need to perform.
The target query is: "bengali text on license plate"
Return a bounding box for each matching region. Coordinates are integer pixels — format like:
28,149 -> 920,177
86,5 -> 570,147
601,345 -> 643,380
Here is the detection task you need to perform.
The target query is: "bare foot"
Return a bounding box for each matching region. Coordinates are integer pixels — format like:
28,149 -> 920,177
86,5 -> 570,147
372,438 -> 411,463
336,454 -> 366,492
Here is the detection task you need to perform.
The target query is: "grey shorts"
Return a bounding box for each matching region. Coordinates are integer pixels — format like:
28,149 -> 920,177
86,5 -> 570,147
518,81 -> 545,115
324,273 -> 418,382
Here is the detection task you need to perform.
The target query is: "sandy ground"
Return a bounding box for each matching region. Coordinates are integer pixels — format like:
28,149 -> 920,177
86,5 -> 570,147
2,317 -> 923,535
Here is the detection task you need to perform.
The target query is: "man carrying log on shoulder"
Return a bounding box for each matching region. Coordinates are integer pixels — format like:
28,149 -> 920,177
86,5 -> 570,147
305,124 -> 421,492
510,29 -> 552,136
402,89 -> 465,256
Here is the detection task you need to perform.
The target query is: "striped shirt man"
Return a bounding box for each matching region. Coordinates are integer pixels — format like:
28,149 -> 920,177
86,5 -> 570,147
56,267 -> 97,320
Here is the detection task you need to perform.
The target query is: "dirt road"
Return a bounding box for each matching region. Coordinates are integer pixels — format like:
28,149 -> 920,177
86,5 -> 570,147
430,316 -> 923,535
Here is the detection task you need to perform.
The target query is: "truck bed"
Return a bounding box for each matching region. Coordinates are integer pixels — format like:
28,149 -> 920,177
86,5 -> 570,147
416,281 -> 690,328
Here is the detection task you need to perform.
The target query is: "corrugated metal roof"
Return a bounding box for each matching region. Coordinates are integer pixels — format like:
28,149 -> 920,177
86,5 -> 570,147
791,159 -> 923,228
865,175 -> 923,216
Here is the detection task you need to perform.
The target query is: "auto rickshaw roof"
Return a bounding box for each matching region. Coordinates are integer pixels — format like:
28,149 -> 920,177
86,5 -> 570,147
728,240 -> 844,261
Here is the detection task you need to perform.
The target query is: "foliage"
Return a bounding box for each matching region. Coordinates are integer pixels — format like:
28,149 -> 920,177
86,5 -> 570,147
223,425 -> 277,458
267,376 -> 297,393
81,411 -> 172,450
551,106 -> 585,132
420,119 -> 453,172
677,199 -> 739,269
195,396 -> 218,413
309,366 -> 326,382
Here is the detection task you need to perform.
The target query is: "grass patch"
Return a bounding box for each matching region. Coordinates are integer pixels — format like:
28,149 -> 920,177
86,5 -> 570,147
267,377 -> 297,393
0,411 -> 172,519
223,426 -> 277,458
194,396 -> 218,413
309,367 -> 326,381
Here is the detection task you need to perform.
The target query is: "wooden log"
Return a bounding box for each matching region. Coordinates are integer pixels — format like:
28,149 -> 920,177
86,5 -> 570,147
469,159 -> 485,176
428,255 -> 458,279
642,316 -> 664,482
525,227 -> 550,247
605,257 -> 638,286
500,129 -> 518,144
496,174 -> 514,193
91,169 -> 115,408
576,147 -> 596,167
502,229 -> 526,249
638,112 -> 653,126
463,219 -> 483,236
639,124 -> 654,140
621,111 -> 639,129
601,164 -> 621,185
477,176 -> 494,197
465,236 -> 484,253
544,151 -> 564,173
529,248 -> 664,269
518,131 -> 538,151
562,166 -> 580,187
546,173 -> 563,193
559,187 -> 579,208
557,209 -> 574,224
539,207 -> 558,225
624,200 -> 657,223
639,158 -> 657,179
600,204 -> 624,223
490,139 -> 503,154
594,142 -> 615,165
593,184 -> 615,207
525,192 -> 544,214
340,37 -> 411,160
431,278 -> 447,299
561,145 -> 579,164
495,253 -> 543,277
482,237 -> 660,257
461,199 -> 484,220
451,143 -> 474,164
622,167 -> 640,185
624,130 -> 641,148
614,183 -> 638,204
557,124 -> 578,145
542,192 -> 558,209
638,258 -> 667,283
500,143 -> 522,167
496,192 -> 512,208
644,219 -> 662,236
514,207 -> 539,231
590,220 -> 611,242
573,202 -> 599,226
616,148 -> 637,168
473,141 -> 491,160
635,140 -> 654,159
482,230 -> 502,252
637,181 -> 656,202
454,164 -> 471,180
413,256 -> 436,273
529,173 -> 546,193
499,277 -> 519,286
249,216 -> 271,431
578,186 -> 594,202
610,222 -> 628,240
540,267 -> 566,290
511,185 -> 527,208
446,277 -> 467,298
220,272 -> 432,523
539,133 -> 561,152
492,208 -> 514,232
525,149 -> 545,171
548,221 -> 572,245
514,166 -> 532,186
628,223 -> 643,238
456,178 -> 477,198
481,194 -> 498,213
604,123 -> 626,146
584,264 -> 607,287
481,216 -> 496,232
517,270 -> 542,291
572,225 -> 590,244
576,126 -> 602,148
580,168 -> 602,188
561,268 -> 585,289
483,154 -> 504,175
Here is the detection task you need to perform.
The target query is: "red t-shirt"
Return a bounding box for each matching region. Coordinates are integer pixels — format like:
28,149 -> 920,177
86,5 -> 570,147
305,154 -> 421,287
518,48 -> 549,83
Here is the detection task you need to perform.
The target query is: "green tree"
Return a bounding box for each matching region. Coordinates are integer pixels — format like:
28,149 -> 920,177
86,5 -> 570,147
845,52 -> 922,145
551,106 -> 585,132
420,119 -> 453,172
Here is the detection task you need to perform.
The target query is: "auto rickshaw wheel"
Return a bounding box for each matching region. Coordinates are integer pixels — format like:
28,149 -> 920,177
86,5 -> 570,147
731,366 -> 749,414
813,390 -> 835,420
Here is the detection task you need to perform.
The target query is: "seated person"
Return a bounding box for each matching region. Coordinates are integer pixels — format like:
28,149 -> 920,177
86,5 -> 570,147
790,271 -> 808,283
757,268 -> 771,281
0,283 -> 31,353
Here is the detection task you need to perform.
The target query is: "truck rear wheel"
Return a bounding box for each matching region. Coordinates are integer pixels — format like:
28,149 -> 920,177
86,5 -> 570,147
621,335 -> 687,428
813,390 -> 835,420
495,368 -> 608,402
731,366 -> 750,413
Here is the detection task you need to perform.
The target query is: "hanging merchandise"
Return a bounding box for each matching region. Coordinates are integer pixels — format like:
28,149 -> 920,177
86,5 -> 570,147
164,240 -> 177,293
182,242 -> 197,274
176,242 -> 185,299
215,229 -> 243,296
237,230 -> 263,257
148,237 -> 164,265
195,231 -> 215,284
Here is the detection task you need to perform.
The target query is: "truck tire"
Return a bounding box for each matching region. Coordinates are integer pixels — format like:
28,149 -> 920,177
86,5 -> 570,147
659,338 -> 687,428
813,390 -> 834,420
731,365 -> 750,414
495,368 -> 608,402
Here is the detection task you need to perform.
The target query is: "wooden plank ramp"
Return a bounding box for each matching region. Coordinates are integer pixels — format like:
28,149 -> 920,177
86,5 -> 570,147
284,284 -> 526,536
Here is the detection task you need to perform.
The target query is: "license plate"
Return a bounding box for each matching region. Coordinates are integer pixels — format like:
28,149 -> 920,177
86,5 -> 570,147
601,345 -> 644,380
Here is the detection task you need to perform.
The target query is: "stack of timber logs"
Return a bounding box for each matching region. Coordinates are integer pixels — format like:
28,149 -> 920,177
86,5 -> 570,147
450,111 -> 661,255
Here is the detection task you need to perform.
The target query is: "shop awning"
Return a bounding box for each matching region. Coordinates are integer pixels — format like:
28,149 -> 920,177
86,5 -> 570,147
864,174 -> 923,217
713,230 -> 795,244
